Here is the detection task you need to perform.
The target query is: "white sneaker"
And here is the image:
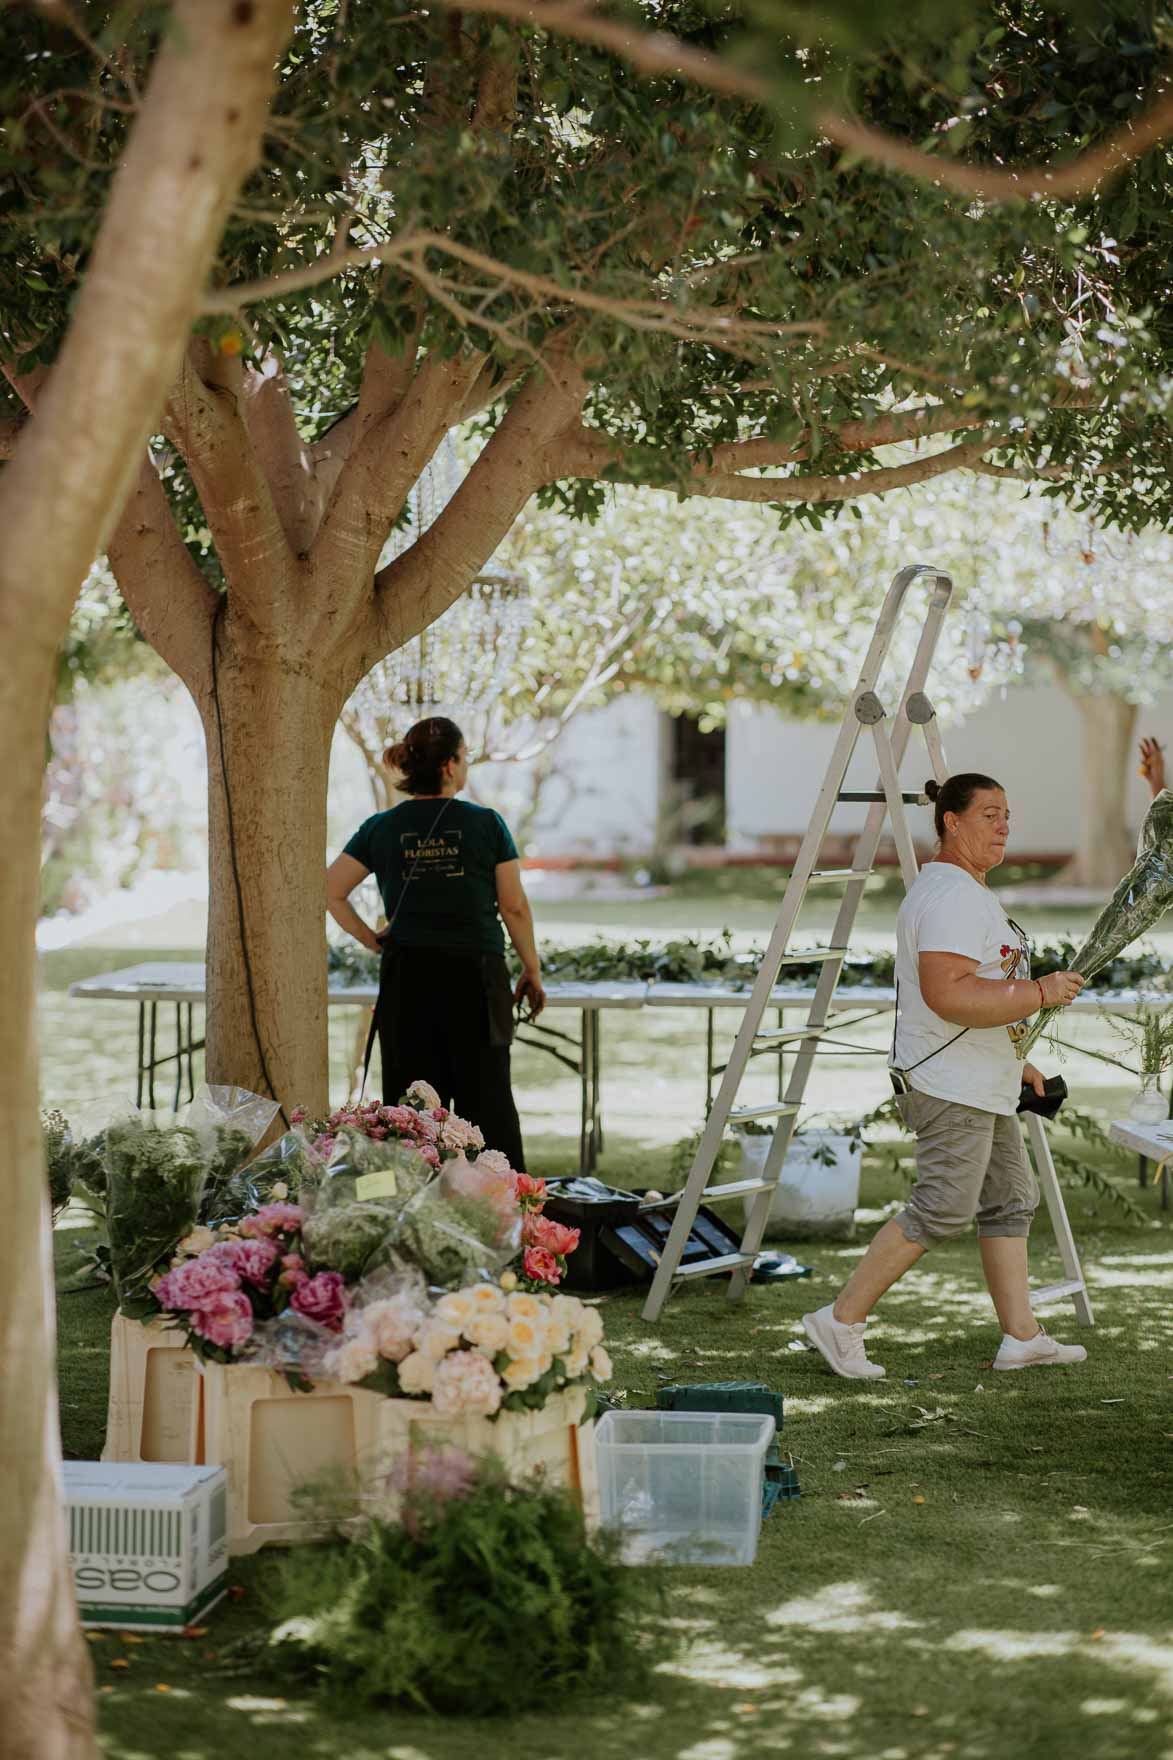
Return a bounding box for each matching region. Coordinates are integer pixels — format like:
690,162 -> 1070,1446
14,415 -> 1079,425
993,1325 -> 1088,1371
802,1304 -> 886,1380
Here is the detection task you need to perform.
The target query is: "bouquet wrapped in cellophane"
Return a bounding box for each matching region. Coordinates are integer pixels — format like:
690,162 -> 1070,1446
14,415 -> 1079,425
1019,790 -> 1173,1058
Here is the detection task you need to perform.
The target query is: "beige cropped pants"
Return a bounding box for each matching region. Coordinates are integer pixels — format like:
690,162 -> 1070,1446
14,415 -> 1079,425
894,1090 -> 1039,1247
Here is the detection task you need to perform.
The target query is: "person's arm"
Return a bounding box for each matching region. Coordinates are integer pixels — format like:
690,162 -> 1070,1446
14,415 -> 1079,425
325,853 -> 381,954
1139,736 -> 1166,799
495,859 -> 546,1018
919,952 -> 1083,1028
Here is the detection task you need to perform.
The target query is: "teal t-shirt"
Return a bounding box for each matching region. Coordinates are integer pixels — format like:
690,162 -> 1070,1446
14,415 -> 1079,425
343,798 -> 519,956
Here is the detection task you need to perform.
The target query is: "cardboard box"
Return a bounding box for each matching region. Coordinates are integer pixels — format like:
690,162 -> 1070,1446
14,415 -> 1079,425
102,1314 -> 203,1464
63,1461 -> 229,1631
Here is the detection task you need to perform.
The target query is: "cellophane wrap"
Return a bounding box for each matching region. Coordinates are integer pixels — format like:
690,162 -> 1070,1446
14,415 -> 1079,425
299,1130 -> 433,1282
1019,790 -> 1173,1058
393,1156 -> 522,1288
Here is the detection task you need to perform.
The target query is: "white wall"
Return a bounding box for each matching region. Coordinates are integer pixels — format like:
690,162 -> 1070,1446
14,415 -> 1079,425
728,683 -> 1173,859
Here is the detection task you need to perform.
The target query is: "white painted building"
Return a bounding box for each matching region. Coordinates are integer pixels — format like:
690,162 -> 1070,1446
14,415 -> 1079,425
329,681 -> 1172,865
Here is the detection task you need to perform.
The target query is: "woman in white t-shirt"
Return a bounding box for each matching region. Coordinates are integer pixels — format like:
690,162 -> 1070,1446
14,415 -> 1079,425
804,773 -> 1088,1380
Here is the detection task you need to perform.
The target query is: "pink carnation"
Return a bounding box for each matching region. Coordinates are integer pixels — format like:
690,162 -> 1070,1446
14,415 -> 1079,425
440,1114 -> 485,1155
419,1144 -> 441,1169
156,1252 -> 240,1311
188,1289 -> 254,1351
384,1105 -> 427,1136
239,1201 -> 304,1239
289,1106 -> 308,1124
290,1270 -> 348,1330
523,1245 -> 562,1287
523,1214 -> 580,1258
221,1236 -> 280,1288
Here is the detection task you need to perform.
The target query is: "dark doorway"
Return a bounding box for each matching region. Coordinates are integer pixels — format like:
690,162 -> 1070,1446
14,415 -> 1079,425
669,714 -> 727,844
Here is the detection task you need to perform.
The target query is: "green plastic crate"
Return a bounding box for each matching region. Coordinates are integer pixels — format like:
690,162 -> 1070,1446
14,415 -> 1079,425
656,1380 -> 784,1430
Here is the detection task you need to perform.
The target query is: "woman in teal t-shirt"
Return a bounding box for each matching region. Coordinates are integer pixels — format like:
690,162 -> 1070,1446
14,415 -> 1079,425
325,716 -> 544,1171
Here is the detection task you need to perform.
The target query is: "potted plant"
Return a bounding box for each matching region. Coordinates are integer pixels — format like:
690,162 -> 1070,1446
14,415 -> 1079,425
732,1117 -> 863,1241
1109,1005 -> 1173,1124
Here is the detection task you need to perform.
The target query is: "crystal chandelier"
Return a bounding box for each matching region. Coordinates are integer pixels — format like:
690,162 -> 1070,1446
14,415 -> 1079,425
344,437 -> 529,736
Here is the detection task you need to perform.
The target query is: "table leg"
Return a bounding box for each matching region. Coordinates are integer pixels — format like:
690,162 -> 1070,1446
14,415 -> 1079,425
588,1013 -> 598,1161
579,1009 -> 592,1176
136,1004 -> 146,1110
147,1003 -> 158,1110
173,1003 -> 184,1112
186,1003 -> 197,1102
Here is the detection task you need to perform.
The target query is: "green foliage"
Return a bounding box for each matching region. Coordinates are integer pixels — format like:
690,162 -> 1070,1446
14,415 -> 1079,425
257,1463 -> 671,1714
102,1117 -> 207,1314
3,0 -> 1172,547
1108,1006 -> 1173,1076
40,1108 -> 75,1217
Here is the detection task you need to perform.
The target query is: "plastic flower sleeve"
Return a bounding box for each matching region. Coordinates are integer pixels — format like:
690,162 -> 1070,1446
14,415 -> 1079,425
1019,790 -> 1173,1058
393,1159 -> 522,1288
298,1135 -> 434,1282
103,1114 -> 209,1315
205,1129 -> 326,1226
184,1083 -> 281,1220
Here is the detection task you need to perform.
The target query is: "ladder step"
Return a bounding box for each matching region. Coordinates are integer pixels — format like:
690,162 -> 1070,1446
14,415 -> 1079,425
807,868 -> 872,885
838,790 -> 928,804
702,1178 -> 775,1201
755,1024 -> 834,1047
674,1251 -> 756,1280
729,1102 -> 800,1124
1029,1279 -> 1085,1306
776,947 -> 847,965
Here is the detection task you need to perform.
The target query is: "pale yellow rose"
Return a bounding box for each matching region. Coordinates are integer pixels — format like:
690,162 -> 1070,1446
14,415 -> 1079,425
269,1181 -> 289,1201
465,1312 -> 509,1355
506,1292 -> 543,1323
435,1291 -> 476,1331
177,1226 -> 217,1258
564,1343 -> 590,1378
508,1316 -> 545,1356
498,1270 -> 519,1293
469,1283 -> 507,1311
417,1323 -> 462,1361
502,1356 -> 543,1390
397,1350 -> 436,1394
589,1346 -> 613,1383
576,1307 -> 604,1349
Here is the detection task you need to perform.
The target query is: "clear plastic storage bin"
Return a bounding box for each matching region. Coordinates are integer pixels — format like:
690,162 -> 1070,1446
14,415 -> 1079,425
595,1410 -> 774,1566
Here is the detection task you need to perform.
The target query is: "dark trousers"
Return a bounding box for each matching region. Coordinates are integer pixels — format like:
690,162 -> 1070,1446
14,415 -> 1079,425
376,945 -> 526,1173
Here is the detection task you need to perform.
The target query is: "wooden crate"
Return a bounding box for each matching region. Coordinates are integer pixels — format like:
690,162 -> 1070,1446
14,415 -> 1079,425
102,1314 -> 203,1465
200,1366 -> 599,1554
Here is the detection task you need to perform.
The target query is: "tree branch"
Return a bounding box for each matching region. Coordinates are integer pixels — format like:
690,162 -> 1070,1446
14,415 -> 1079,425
312,346 -> 484,592
701,403 -> 985,471
0,408 -> 27,461
441,2 -> 1173,203
105,454 -> 219,695
557,433 -> 998,506
355,352 -> 588,686
163,341 -> 296,623
242,352 -> 321,554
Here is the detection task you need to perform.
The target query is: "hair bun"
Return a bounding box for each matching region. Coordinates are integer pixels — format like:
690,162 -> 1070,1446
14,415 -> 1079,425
924,779 -> 940,801
384,739 -> 409,770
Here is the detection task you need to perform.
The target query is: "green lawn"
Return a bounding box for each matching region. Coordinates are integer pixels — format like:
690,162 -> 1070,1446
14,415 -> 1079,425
44,874 -> 1173,1757
57,1127 -> 1173,1760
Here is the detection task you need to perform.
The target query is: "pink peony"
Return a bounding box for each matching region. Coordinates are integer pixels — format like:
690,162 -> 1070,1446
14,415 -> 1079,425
156,1252 -> 240,1311
512,1172 -> 547,1211
419,1144 -> 441,1169
188,1289 -> 254,1351
384,1105 -> 427,1136
289,1106 -> 308,1124
239,1201 -> 304,1239
522,1214 -> 580,1258
523,1246 -> 562,1287
221,1237 -> 280,1288
290,1270 -> 348,1330
361,1294 -> 425,1364
430,1349 -> 503,1418
475,1149 -> 514,1180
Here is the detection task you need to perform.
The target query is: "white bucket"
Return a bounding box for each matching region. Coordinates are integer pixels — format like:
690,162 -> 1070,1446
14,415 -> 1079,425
738,1130 -> 862,1240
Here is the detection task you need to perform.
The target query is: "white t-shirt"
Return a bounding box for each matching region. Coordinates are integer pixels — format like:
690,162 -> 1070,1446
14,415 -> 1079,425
890,862 -> 1031,1115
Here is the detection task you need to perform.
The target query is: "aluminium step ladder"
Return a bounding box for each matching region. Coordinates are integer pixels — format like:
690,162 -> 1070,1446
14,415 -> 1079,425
642,563 -> 1093,1328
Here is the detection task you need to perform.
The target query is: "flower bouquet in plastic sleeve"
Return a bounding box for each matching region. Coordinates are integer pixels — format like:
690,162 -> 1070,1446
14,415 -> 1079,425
393,1155 -> 522,1289
1019,789 -> 1173,1058
299,1130 -> 435,1283
244,1265 -> 433,1394
152,1198 -> 319,1364
205,1129 -> 327,1226
104,1114 -> 211,1316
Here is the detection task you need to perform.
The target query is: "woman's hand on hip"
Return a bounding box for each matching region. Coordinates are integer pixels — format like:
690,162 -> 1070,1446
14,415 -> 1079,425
514,968 -> 546,1020
1037,970 -> 1084,1009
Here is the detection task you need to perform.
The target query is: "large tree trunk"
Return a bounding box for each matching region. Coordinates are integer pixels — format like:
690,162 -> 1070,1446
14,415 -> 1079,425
0,6 -> 293,1751
1060,691 -> 1138,889
202,635 -> 337,1116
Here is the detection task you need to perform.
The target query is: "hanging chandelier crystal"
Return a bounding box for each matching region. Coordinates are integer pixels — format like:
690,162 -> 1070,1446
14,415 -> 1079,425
345,437 -> 529,735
